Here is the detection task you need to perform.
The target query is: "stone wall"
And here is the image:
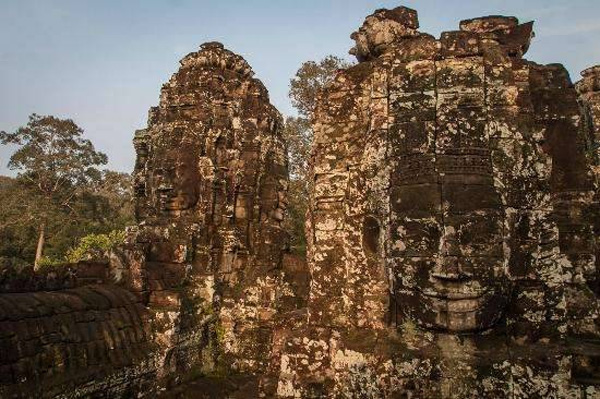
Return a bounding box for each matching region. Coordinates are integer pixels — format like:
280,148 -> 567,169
0,284 -> 153,398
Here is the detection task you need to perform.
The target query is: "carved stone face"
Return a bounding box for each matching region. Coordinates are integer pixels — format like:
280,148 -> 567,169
153,144 -> 200,214
350,7 -> 419,61
391,156 -> 508,332
350,16 -> 400,61
349,20 -> 372,61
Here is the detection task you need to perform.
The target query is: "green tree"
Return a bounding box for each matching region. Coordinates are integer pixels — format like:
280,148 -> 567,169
0,177 -> 39,264
282,117 -> 311,253
65,230 -> 127,263
283,116 -> 312,182
289,55 -> 352,119
42,172 -> 133,260
0,114 -> 108,268
92,170 -> 135,228
285,56 -> 352,254
0,170 -> 135,266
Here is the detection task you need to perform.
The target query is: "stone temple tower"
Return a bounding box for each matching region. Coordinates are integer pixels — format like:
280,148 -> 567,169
271,7 -> 600,398
127,42 -> 291,380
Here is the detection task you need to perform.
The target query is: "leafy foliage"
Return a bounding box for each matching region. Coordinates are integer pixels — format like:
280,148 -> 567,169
35,256 -> 65,269
0,114 -> 108,193
289,55 -> 352,119
0,177 -> 41,261
65,230 -> 127,263
0,114 -> 134,267
282,118 -> 311,254
283,116 -> 312,181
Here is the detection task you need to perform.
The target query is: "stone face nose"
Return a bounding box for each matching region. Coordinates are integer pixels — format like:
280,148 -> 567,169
435,226 -> 474,282
439,224 -> 460,257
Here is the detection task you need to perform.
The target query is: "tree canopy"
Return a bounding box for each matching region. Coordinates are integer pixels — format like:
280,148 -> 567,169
289,55 -> 352,119
0,114 -> 133,268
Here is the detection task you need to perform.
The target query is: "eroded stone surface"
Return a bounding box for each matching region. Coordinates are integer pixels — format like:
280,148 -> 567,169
0,284 -> 153,398
2,7 -> 600,399
268,6 -> 600,398
0,42 -> 295,398
127,41 -> 292,383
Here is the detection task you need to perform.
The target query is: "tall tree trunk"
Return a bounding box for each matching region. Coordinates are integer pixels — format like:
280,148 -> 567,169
34,221 -> 46,270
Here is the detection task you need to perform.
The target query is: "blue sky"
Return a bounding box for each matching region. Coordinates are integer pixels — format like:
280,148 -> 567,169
1,0 -> 600,175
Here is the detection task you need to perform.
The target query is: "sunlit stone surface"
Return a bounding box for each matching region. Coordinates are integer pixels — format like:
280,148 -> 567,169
2,7 -> 600,399
269,7 -> 600,398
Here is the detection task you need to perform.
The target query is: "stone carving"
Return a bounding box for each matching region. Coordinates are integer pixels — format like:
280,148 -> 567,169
131,41 -> 288,279
392,152 -> 508,333
0,42 -> 293,398
127,41 -> 291,383
2,7 -> 600,399
270,6 -> 600,398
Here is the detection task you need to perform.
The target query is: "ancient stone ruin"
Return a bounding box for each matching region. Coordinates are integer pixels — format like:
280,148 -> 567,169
2,5 -> 600,399
577,65 -> 600,182
128,40 -> 293,382
0,42 -> 294,398
271,6 -> 600,398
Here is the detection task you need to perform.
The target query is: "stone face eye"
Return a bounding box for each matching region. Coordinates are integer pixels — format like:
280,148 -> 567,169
362,216 -> 381,255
